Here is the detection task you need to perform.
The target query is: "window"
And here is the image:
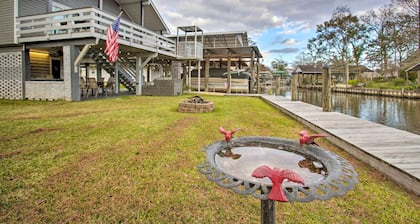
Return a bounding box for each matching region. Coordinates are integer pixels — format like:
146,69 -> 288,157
51,2 -> 70,34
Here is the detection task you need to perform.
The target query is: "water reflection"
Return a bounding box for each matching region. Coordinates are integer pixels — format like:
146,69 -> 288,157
217,148 -> 241,159
275,87 -> 420,135
215,146 -> 327,186
298,159 -> 326,175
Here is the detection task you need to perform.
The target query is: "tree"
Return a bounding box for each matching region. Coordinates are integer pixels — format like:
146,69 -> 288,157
391,13 -> 417,68
393,0 -> 419,47
393,0 -> 420,85
293,51 -> 318,67
361,5 -> 396,79
306,38 -> 328,64
271,58 -> 287,71
361,3 -> 417,79
307,6 -> 368,81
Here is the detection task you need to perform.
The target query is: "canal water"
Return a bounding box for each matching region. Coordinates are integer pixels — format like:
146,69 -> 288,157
276,87 -> 420,135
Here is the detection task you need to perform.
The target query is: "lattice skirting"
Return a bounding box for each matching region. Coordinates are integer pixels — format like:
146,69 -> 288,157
0,52 -> 23,99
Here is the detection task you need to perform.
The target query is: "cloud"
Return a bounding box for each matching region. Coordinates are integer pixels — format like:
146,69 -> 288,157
282,39 -> 298,45
277,21 -> 311,35
153,0 -> 391,64
269,48 -> 300,54
270,36 -> 298,46
155,0 -> 389,34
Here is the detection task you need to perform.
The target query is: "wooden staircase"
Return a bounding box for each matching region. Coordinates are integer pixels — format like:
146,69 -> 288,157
88,48 -> 137,92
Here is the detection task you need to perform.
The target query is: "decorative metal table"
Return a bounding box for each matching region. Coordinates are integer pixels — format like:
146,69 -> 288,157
198,136 -> 358,223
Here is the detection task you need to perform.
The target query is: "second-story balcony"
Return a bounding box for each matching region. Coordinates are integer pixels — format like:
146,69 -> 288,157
15,7 -> 177,58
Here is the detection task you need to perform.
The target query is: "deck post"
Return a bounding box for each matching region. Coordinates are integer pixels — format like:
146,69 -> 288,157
115,63 -> 119,94
322,65 -> 332,112
136,56 -> 142,95
291,73 -> 298,101
188,60 -> 192,92
205,56 -> 209,92
257,58 -> 261,94
227,52 -> 231,93
63,45 -> 79,101
250,50 -> 255,93
197,60 -> 201,92
182,63 -> 187,88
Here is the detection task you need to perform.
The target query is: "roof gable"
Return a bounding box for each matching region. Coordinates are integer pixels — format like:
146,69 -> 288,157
118,0 -> 170,34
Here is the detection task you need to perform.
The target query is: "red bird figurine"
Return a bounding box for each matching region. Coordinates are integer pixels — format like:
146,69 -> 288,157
299,130 -> 328,146
252,165 -> 305,202
218,127 -> 241,143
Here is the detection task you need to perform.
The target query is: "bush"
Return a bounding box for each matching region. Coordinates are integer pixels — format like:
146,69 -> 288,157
347,79 -> 358,86
348,79 -> 364,87
372,77 -> 385,82
392,77 -> 406,86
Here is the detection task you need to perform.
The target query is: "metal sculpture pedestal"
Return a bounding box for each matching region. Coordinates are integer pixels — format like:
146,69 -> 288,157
198,136 -> 358,224
261,200 -> 275,224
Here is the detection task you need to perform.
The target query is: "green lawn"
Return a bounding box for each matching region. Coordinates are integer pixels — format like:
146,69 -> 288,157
0,94 -> 419,223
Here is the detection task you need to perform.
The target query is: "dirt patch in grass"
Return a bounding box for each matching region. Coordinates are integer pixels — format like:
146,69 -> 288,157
0,150 -> 21,159
45,150 -> 104,186
28,128 -> 63,134
1,127 -> 64,142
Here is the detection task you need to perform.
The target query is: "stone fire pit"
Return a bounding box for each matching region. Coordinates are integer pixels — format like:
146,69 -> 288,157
178,96 -> 214,113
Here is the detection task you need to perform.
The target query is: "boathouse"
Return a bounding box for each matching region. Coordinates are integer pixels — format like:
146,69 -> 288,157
293,64 -> 323,86
293,64 -> 375,87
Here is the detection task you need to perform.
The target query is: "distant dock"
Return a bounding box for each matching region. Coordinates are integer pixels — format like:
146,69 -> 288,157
298,85 -> 420,99
261,95 -> 420,195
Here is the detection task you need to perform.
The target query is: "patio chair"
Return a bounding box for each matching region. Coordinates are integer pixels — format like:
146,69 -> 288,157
87,78 -> 99,97
104,77 -> 115,96
97,77 -> 105,95
80,77 -> 88,97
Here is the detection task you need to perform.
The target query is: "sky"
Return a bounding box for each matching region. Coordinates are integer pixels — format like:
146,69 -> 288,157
153,0 -> 392,68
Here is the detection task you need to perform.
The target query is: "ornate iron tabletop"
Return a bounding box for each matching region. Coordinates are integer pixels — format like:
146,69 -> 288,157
198,136 -> 358,202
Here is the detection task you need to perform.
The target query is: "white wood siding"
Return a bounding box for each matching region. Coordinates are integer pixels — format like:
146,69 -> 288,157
0,0 -> 15,45
18,0 -> 49,16
54,0 -> 98,9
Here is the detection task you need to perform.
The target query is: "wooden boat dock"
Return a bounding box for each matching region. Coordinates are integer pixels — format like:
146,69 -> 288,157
261,95 -> 420,195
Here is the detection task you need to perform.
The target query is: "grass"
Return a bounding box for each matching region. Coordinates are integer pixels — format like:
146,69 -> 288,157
0,94 -> 419,223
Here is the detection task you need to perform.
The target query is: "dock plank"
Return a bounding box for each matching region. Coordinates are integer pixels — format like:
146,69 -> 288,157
261,95 -> 420,195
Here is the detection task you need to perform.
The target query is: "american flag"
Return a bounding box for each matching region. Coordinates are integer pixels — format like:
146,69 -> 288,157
105,15 -> 121,63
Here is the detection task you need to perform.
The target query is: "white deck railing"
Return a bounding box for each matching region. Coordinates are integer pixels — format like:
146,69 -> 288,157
16,7 -> 176,57
177,41 -> 203,60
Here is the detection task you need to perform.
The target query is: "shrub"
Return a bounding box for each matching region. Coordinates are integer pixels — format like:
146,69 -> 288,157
348,79 -> 365,87
392,77 -> 406,86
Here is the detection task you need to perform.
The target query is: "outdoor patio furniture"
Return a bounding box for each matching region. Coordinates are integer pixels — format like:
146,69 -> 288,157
80,77 -> 88,97
87,78 -> 99,97
104,77 -> 115,96
97,77 -> 105,95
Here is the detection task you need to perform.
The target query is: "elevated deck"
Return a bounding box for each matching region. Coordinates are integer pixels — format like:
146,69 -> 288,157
16,7 -> 176,57
261,95 -> 420,195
